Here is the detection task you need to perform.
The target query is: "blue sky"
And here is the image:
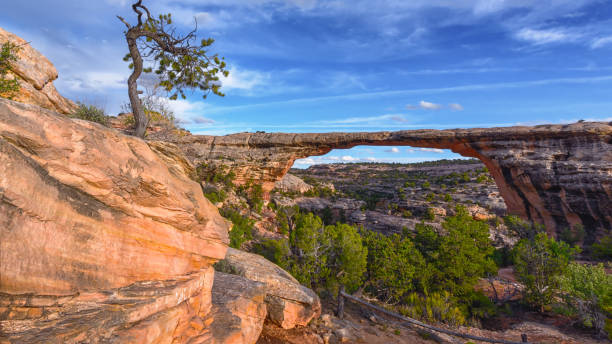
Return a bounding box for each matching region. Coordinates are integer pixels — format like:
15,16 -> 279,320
2,0 -> 612,166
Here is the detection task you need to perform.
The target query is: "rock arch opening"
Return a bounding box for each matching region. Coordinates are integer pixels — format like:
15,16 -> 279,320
171,122 -> 612,241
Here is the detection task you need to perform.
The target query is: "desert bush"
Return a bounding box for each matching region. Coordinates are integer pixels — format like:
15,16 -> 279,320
591,235 -> 612,261
398,292 -> 466,327
203,188 -> 226,204
70,102 -> 109,126
513,233 -> 575,312
362,231 -> 425,302
415,206 -> 496,297
559,224 -> 585,246
0,42 -> 20,99
221,208 -> 254,249
558,262 -> 611,337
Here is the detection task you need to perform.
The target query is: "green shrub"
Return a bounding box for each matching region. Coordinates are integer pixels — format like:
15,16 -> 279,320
423,208 -> 435,221
362,231 -> 425,302
0,42 -> 20,99
513,233 -> 575,312
415,206 -> 496,297
204,189 -> 226,204
558,262 -> 611,337
398,292 -> 466,327
443,193 -> 452,202
221,208 -> 254,249
70,102 -> 109,126
265,211 -> 367,296
196,163 -> 235,187
491,246 -> 513,268
559,224 -> 585,246
591,235 -> 612,261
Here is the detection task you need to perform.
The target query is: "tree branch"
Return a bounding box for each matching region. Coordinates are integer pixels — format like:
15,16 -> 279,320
117,16 -> 131,29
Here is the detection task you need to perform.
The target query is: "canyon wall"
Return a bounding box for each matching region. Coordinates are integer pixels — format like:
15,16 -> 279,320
172,123 -> 612,240
0,98 -> 230,342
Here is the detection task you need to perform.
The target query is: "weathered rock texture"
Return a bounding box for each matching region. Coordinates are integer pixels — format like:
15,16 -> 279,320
221,248 -> 322,329
274,173 -> 313,194
0,27 -> 76,114
172,123 -> 612,239
204,272 -> 267,344
0,98 -> 230,342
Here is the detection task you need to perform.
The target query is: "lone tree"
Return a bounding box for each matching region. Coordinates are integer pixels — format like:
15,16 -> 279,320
118,0 -> 228,137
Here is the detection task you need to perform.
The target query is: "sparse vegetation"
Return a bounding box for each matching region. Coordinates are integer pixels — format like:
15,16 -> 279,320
69,102 -> 109,126
513,232 -> 575,312
221,208 -> 254,249
0,42 -> 20,99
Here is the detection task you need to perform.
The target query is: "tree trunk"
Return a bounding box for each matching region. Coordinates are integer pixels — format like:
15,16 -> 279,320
126,30 -> 147,138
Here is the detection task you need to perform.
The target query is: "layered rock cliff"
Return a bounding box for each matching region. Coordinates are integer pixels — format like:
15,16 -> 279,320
0,27 -> 76,114
171,123 -> 612,240
0,98 -> 230,342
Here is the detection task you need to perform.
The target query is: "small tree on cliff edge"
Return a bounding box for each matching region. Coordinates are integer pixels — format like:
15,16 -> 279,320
118,0 -> 228,137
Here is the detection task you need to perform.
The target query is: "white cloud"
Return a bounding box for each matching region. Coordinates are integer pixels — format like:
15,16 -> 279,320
294,158 -> 316,165
449,103 -> 464,111
65,72 -> 126,91
591,36 -> 612,49
220,67 -> 270,92
317,114 -> 411,125
419,100 -> 442,110
341,155 -> 358,161
515,28 -> 575,45
407,148 -> 445,153
385,147 -> 400,153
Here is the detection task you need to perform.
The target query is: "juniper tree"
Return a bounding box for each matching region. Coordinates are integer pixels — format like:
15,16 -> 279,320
118,0 -> 228,137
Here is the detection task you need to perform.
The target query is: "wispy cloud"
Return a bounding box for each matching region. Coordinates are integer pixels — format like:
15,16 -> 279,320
514,28 -> 577,45
449,103 -> 464,111
315,114 -> 413,125
407,148 -> 445,153
203,75 -> 612,114
591,36 -> 612,49
419,100 -> 442,110
385,147 -> 400,153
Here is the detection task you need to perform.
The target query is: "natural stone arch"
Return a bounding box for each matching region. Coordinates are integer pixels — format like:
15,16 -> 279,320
171,122 -> 612,242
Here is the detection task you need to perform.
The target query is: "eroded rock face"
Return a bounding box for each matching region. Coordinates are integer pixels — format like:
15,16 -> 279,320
171,123 -> 612,240
0,27 -> 76,114
274,173 -> 313,193
0,98 -> 229,342
222,248 -> 322,329
205,272 -> 267,344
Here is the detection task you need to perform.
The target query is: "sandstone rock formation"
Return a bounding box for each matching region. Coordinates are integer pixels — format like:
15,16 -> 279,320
171,123 -> 612,240
221,248 -> 322,329
274,173 -> 313,193
0,98 -> 230,342
205,272 -> 267,344
0,27 -> 76,114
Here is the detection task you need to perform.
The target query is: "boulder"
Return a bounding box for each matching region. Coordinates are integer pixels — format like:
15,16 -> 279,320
0,98 -> 229,342
0,27 -> 76,114
275,173 -> 313,193
222,248 -> 321,329
203,272 -> 267,344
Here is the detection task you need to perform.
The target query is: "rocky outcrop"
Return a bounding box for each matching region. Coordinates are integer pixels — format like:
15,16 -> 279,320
221,248 -> 322,329
205,272 -> 267,344
171,123 -> 612,240
0,98 -> 229,342
274,173 -> 313,193
0,27 -> 76,114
